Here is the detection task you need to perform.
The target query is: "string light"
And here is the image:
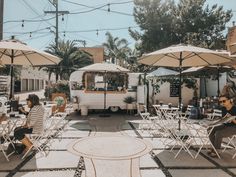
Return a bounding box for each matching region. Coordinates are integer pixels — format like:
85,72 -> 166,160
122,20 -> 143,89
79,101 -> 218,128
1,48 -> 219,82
107,3 -> 110,12
63,31 -> 66,37
4,26 -> 139,37
29,32 -> 32,37
21,20 -> 24,27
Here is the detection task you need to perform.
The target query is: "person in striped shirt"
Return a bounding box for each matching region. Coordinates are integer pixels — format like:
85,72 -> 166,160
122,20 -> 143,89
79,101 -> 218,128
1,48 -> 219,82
14,94 -> 45,152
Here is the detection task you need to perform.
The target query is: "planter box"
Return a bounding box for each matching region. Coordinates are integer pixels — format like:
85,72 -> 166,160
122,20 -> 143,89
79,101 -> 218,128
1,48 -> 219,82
127,103 -> 133,110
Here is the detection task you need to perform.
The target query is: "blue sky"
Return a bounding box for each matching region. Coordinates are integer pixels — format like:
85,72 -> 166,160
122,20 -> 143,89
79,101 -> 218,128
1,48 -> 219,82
3,0 -> 236,50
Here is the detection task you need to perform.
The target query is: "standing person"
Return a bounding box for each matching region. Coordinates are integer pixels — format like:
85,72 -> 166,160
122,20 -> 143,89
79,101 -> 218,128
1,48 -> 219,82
14,94 -> 45,153
208,94 -> 236,157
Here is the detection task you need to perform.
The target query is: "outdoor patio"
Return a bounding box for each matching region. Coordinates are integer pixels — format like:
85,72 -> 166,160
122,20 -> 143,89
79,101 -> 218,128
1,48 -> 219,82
0,111 -> 236,177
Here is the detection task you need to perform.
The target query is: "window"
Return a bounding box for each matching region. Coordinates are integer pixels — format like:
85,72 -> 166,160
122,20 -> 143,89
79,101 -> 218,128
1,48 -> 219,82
28,79 -> 34,91
22,79 -> 28,91
84,72 -> 127,92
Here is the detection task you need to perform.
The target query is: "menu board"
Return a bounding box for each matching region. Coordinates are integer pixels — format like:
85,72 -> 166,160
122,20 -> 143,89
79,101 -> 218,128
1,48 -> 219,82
170,81 -> 180,97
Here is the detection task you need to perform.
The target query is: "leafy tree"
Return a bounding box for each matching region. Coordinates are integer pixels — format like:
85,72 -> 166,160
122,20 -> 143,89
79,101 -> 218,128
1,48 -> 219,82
44,40 -> 93,80
131,0 -> 232,53
130,0 -> 176,53
103,32 -> 131,67
173,0 -> 232,49
0,65 -> 21,78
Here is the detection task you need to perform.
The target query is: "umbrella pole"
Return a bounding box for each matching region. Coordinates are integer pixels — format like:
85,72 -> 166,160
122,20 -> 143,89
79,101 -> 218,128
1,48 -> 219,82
9,52 -> 14,100
178,52 -> 183,130
204,76 -> 208,98
217,65 -> 220,97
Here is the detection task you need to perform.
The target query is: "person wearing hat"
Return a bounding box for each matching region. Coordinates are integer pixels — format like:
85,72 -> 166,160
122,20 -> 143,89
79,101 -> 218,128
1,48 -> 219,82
14,94 -> 45,153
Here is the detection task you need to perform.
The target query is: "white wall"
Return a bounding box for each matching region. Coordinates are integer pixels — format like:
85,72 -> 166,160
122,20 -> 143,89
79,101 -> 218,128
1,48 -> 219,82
150,80 -> 199,106
205,73 -> 227,97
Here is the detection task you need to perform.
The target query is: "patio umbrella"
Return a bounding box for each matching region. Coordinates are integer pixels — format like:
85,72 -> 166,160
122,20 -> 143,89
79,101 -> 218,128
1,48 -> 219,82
78,63 -> 130,72
139,44 -> 234,106
0,39 -> 61,99
182,65 -> 233,97
147,67 -> 178,77
138,44 -> 235,129
78,63 -> 129,116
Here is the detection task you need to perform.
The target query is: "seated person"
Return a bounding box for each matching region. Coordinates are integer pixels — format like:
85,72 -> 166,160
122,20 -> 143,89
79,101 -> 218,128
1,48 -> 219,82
18,104 -> 28,115
14,94 -> 45,153
208,94 -> 236,157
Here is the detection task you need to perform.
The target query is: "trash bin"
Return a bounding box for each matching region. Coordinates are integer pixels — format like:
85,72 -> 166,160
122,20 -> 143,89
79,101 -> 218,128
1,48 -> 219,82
80,105 -> 88,116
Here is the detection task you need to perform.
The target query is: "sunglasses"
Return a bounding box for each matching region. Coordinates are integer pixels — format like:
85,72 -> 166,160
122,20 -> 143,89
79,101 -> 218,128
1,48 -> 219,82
219,99 -> 228,103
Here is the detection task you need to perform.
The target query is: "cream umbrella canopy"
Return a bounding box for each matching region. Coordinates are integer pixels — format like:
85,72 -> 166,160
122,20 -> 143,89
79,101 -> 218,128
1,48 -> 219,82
139,44 -> 233,67
0,39 -> 61,99
139,44 -> 235,130
78,63 -> 130,72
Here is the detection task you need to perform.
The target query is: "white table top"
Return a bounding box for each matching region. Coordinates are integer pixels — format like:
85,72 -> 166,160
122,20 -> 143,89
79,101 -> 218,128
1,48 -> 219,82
67,136 -> 152,160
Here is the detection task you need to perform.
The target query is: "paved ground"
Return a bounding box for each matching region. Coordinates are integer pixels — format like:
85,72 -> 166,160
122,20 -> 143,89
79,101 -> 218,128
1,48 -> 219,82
0,111 -> 236,177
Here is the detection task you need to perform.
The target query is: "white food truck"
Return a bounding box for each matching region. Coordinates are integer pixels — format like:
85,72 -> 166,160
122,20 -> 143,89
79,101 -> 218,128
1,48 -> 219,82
69,63 -> 145,113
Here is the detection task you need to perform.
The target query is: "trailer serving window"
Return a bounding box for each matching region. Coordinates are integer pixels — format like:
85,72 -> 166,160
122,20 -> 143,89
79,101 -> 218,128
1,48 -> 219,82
83,72 -> 128,92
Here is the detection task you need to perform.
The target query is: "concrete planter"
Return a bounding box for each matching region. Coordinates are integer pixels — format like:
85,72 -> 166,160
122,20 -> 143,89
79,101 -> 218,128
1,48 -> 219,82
81,105 -> 88,116
127,103 -> 133,110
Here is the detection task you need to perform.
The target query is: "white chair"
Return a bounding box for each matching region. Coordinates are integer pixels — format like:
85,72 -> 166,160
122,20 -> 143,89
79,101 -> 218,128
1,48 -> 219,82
223,135 -> 236,159
21,132 -> 46,159
0,121 -> 15,161
187,120 -> 221,159
46,112 -> 68,141
206,109 -> 222,120
65,102 -> 74,115
164,114 -> 196,158
22,111 -> 49,159
139,112 -> 152,131
136,103 -> 147,116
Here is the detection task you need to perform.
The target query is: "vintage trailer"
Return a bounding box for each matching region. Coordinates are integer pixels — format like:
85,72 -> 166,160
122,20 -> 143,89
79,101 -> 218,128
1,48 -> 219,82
69,63 -> 145,113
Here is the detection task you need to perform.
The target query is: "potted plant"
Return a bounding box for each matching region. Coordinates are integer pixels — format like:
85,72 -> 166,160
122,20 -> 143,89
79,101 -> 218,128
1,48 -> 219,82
123,96 -> 136,110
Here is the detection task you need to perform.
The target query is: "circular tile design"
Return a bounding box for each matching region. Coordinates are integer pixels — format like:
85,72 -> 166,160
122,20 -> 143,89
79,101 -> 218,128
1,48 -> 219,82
67,136 -> 152,160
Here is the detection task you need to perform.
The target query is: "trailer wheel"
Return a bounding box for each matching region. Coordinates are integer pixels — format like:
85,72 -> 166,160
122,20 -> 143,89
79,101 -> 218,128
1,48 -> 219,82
109,106 -> 119,112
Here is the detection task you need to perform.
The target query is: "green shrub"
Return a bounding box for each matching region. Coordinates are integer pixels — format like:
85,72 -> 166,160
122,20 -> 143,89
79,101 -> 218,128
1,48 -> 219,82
44,81 -> 70,100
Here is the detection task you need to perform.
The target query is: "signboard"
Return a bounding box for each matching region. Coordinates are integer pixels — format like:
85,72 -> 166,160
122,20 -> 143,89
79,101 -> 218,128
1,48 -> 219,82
170,81 -> 180,97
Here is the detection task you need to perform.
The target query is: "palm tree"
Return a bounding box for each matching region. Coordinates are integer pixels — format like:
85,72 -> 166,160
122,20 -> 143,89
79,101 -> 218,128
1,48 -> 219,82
44,40 -> 93,80
103,32 -> 131,67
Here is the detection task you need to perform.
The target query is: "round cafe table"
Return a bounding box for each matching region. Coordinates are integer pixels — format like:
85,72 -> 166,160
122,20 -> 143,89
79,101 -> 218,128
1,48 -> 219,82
67,136 -> 152,177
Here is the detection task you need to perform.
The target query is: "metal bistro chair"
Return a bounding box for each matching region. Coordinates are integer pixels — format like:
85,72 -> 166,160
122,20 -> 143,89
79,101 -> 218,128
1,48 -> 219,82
222,134 -> 236,159
0,120 -> 15,161
21,111 -> 49,159
206,109 -> 222,120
